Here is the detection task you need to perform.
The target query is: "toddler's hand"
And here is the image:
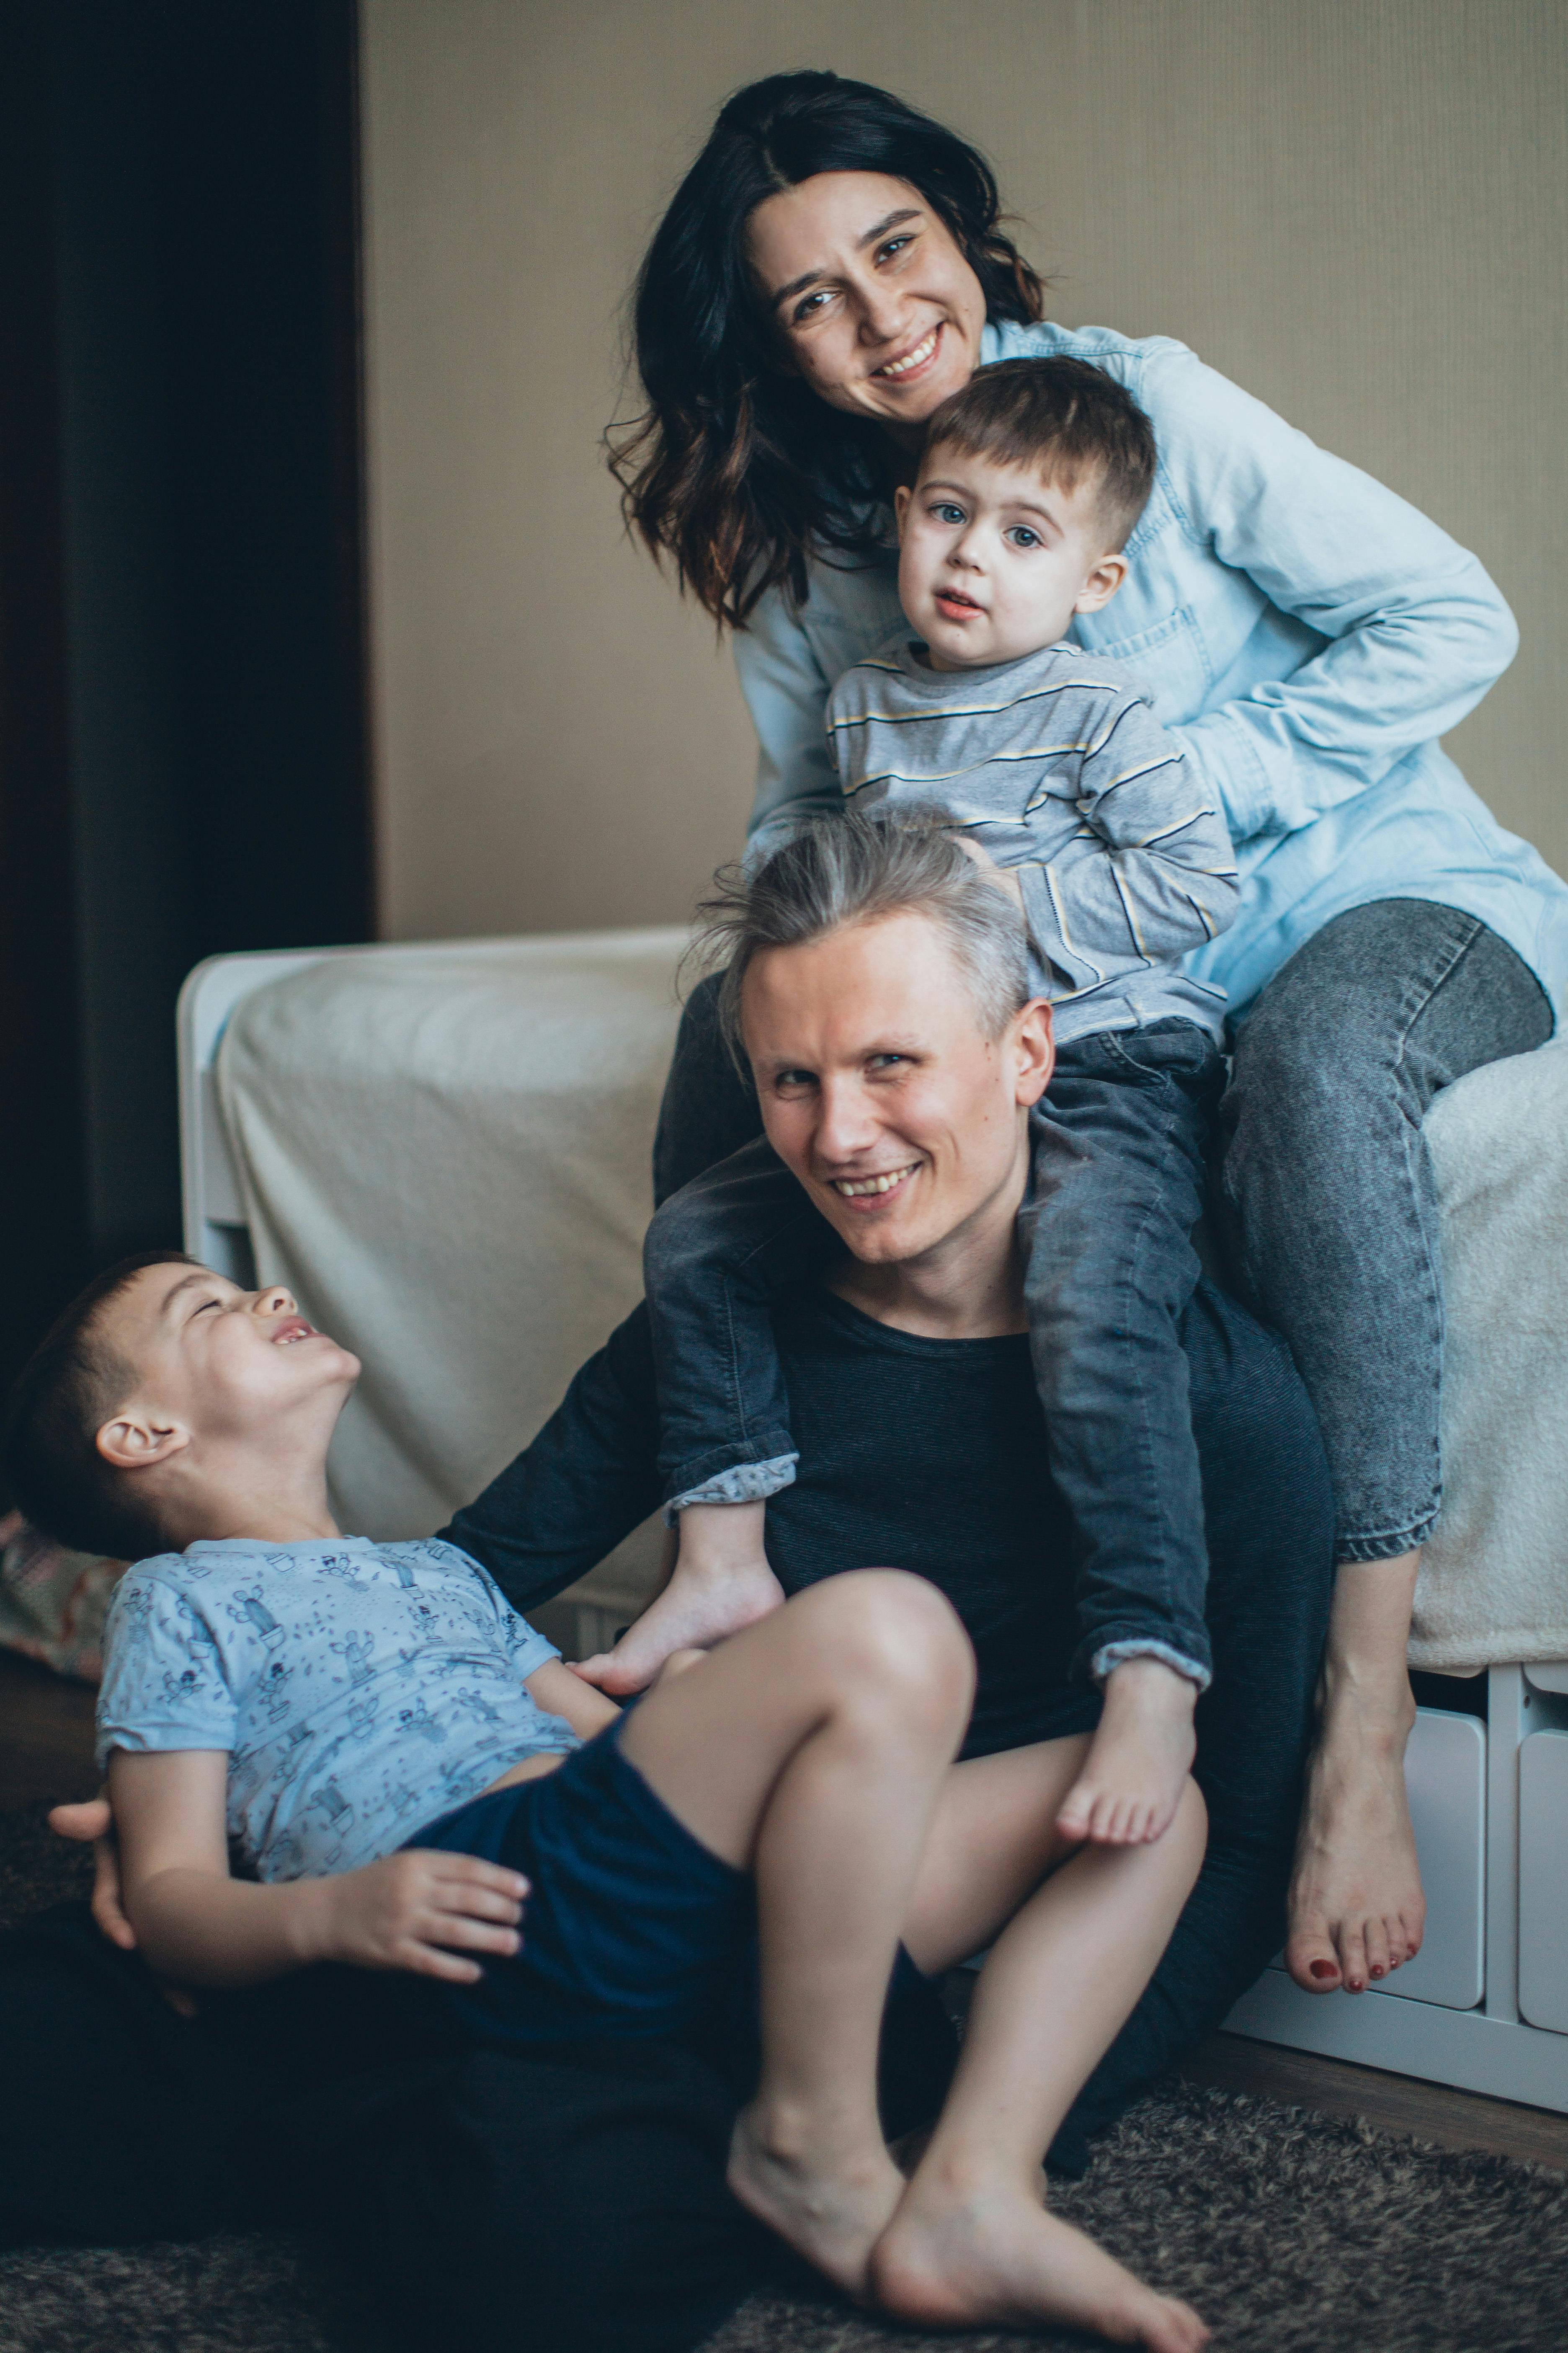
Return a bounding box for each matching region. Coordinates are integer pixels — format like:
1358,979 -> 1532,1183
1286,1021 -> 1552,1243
51,1792 -> 138,1953
317,1850 -> 529,1983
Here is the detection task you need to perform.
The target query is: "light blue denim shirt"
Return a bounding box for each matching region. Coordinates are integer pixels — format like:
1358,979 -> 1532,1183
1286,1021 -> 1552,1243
736,320 -> 1568,1025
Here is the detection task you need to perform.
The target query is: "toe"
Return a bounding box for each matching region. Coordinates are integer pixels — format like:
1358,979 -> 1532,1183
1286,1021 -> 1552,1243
1338,1921 -> 1370,1994
1056,1785 -> 1091,1840
1284,1918 -> 1342,1992
1096,1794 -> 1130,1844
1363,1917 -> 1392,1981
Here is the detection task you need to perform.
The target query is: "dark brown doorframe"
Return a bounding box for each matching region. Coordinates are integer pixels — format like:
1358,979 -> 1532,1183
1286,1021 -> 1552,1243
0,0 -> 374,1414
0,5 -> 91,1390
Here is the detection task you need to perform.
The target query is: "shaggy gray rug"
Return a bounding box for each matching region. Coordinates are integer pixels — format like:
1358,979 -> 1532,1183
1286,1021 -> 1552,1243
0,1803 -> 1564,2352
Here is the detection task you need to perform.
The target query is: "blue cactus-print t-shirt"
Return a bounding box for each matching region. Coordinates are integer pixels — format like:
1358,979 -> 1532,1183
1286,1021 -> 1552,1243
96,1536 -> 578,1881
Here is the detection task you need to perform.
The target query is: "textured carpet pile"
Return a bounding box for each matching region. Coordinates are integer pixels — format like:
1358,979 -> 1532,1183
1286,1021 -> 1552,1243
2,1805 -> 1565,2352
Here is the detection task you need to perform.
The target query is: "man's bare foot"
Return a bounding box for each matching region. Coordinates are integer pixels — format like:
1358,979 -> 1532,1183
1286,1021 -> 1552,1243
572,1558 -> 784,1695
727,2102 -> 906,2303
1286,1681 -> 1424,1994
871,2165 -> 1208,2350
1056,1658 -> 1199,1846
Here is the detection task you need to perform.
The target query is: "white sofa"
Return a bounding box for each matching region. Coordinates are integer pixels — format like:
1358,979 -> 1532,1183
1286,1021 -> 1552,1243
178,932 -> 1568,2113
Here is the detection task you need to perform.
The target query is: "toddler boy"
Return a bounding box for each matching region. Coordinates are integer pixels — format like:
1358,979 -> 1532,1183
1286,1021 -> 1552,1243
585,359 -> 1239,1853
3,1251 -> 1207,2350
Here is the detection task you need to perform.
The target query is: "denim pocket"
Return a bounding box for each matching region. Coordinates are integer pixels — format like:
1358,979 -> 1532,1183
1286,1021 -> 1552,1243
1103,1023 -> 1221,1092
1069,604 -> 1211,726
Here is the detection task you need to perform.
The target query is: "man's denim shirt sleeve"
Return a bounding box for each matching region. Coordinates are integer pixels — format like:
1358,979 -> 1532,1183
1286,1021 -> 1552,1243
438,1303 -> 664,1615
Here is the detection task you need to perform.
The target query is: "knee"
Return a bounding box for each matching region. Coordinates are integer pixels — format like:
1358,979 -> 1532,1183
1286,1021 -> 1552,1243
1230,980 -> 1415,1154
807,1571 -> 975,1722
1176,1772 -> 1208,1847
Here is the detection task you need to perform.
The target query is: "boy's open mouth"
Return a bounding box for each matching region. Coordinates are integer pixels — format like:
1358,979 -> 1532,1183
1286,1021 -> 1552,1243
935,588 -> 983,618
272,1317 -> 320,1346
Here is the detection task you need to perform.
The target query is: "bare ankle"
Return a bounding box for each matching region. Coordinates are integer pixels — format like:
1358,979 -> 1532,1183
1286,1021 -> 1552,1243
743,2091 -> 869,2167
1101,1656 -> 1200,1718
674,1499 -> 769,1577
1318,1662 -> 1416,1741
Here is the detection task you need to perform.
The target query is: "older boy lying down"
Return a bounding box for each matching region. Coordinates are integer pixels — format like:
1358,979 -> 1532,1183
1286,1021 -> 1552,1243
5,1249 -> 1208,2352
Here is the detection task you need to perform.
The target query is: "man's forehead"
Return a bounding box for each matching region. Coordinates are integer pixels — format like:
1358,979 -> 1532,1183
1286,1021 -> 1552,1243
743,915 -> 986,1052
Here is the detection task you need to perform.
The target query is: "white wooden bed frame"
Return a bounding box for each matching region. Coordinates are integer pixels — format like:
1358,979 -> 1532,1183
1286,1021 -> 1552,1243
177,943 -> 1568,2116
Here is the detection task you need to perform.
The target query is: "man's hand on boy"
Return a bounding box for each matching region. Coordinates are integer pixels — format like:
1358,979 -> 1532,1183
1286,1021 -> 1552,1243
307,1849 -> 530,1983
50,1794 -> 137,1952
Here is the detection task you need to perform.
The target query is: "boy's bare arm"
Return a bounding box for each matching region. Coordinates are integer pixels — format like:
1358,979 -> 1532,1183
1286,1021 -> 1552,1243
524,1658 -> 622,1738
110,1749 -> 529,1989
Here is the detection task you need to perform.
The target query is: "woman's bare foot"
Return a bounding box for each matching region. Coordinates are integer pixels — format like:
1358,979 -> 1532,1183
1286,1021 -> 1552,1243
572,1558 -> 784,1694
1286,1680 -> 1424,1994
727,2102 -> 906,2302
871,2164 -> 1208,2350
1056,1658 -> 1199,1846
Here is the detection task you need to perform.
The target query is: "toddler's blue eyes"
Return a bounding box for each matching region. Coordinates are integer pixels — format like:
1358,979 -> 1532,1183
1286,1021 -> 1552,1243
1008,528 -> 1041,548
933,504 -> 965,524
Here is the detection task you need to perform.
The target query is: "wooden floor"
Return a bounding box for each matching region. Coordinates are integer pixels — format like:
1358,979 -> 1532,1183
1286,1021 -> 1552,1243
1179,2029 -> 1568,2172
3,1644 -> 1566,2172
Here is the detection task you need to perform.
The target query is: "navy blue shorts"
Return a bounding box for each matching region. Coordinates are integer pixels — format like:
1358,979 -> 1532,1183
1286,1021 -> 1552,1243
395,1714 -> 755,2048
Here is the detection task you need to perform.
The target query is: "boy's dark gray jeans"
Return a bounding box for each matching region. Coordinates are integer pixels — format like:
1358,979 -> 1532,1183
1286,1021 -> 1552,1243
646,1008 -> 1225,1688
1219,897 -> 1552,1564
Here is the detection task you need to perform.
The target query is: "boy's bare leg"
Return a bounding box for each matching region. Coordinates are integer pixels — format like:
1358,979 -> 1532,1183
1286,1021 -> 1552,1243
573,1501 -> 784,1694
1286,1549 -> 1424,1995
1055,1656 -> 1199,1847
618,1570 -> 973,2298
875,1740 -> 1210,2351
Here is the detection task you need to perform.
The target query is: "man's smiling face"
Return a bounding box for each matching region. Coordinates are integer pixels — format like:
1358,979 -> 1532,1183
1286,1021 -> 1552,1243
740,908 -> 1052,1272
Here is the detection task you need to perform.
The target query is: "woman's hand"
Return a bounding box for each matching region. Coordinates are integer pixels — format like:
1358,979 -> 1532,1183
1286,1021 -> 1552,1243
50,1794 -> 137,1952
311,1850 -> 530,1984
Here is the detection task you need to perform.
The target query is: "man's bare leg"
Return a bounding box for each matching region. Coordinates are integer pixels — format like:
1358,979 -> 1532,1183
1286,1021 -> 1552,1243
1286,1550 -> 1425,1995
1055,1657 -> 1199,1847
617,1569 -> 972,2298
573,1501 -> 784,1695
875,1741 -> 1209,2351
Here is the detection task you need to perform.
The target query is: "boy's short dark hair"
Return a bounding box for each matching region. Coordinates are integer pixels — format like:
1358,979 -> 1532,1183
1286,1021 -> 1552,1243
921,357 -> 1157,550
2,1251 -> 199,1560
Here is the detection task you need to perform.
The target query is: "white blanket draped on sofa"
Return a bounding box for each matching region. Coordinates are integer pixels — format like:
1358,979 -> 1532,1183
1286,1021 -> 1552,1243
216,934 -> 1568,1674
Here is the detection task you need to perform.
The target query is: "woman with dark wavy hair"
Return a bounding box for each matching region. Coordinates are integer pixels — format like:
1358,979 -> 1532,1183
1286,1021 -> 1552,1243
611,72 -> 1565,2010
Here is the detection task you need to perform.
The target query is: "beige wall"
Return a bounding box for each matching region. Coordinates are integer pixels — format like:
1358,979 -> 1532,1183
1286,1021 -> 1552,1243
361,0 -> 1568,945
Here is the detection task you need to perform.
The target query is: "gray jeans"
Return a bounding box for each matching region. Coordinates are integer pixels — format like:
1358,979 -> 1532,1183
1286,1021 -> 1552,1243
1219,899 -> 1553,1564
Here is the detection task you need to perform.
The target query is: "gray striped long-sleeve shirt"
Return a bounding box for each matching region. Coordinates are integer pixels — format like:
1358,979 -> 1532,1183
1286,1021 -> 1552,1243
825,634 -> 1240,1044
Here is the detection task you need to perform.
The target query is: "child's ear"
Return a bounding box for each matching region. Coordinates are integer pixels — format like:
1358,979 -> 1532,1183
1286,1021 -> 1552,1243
893,483 -> 913,539
97,1410 -> 191,1475
1074,552 -> 1128,615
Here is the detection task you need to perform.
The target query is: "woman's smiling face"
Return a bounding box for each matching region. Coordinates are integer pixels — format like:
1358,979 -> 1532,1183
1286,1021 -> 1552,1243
746,171 -> 986,439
